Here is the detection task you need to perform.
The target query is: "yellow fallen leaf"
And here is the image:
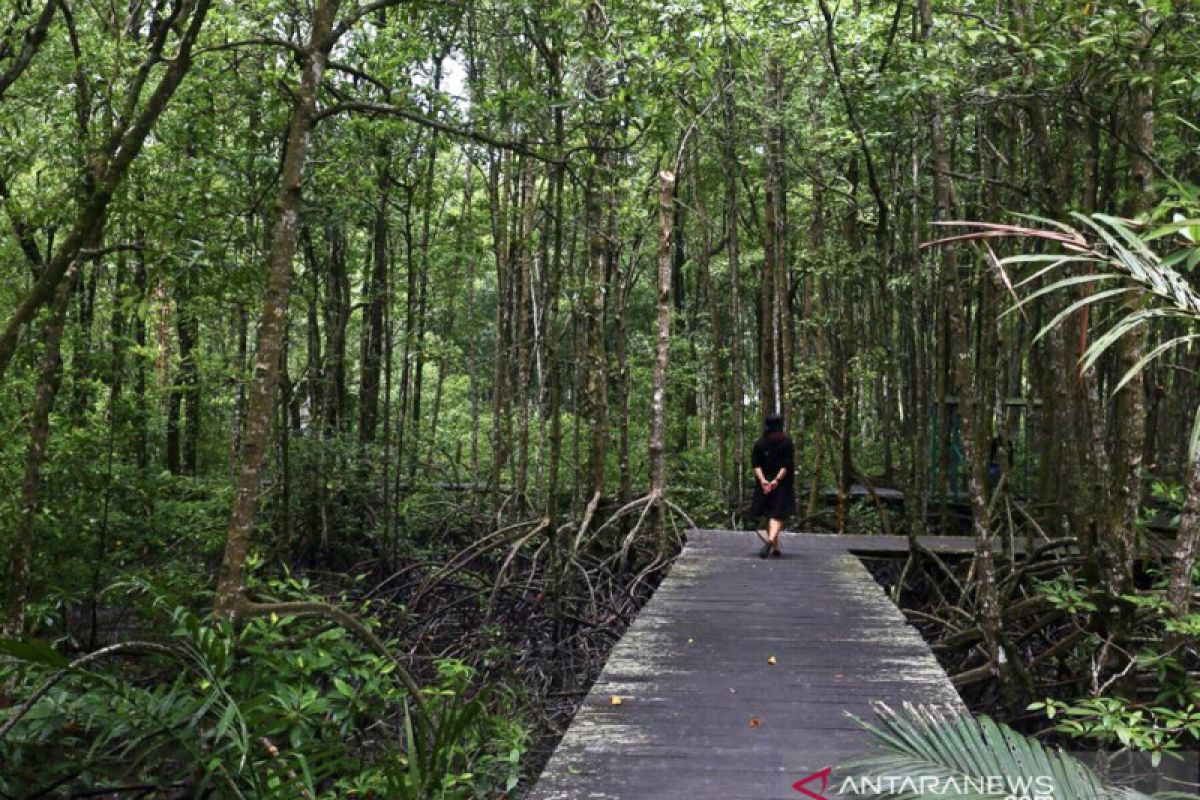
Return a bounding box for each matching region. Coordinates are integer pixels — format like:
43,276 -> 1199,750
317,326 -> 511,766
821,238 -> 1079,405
610,695 -> 622,706
749,717 -> 762,728
767,655 -> 777,665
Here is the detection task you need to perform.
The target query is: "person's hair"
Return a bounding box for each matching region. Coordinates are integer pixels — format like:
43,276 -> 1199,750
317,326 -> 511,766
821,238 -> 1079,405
763,413 -> 784,434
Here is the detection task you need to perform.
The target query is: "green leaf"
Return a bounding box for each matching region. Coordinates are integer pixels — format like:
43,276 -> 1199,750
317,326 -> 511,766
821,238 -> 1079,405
0,636 -> 71,669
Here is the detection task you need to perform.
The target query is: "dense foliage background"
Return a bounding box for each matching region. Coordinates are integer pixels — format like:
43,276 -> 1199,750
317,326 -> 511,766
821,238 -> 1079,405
1,0 -> 1200,795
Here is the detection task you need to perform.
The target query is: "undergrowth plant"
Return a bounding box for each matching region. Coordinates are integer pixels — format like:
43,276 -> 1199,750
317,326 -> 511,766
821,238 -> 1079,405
0,582 -> 526,798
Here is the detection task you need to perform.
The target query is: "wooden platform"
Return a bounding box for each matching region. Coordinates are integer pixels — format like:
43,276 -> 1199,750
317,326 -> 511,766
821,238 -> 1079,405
528,530 -> 966,800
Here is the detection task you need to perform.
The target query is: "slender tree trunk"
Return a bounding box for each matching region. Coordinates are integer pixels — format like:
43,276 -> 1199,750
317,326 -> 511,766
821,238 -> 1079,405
396,189 -> 414,491
166,365 -> 182,474
761,53 -> 790,424
464,176 -> 480,502
920,0 -> 1006,693
761,106 -> 779,417
359,152 -> 389,445
907,141 -> 928,537
316,225 -> 350,547
410,122 -> 440,478
720,12 -> 745,514
545,90 -> 565,526
583,0 -> 611,502
651,170 -> 676,549
771,60 -> 795,470
321,226 -> 350,437
806,119 -> 828,519
488,150 -> 511,505
3,264 -> 77,635
134,244 -> 149,470
382,243 -> 395,549
178,283 -> 200,475
692,144 -> 727,500
214,4 -> 338,617
278,333 -> 293,544
515,156 -> 536,506
1168,441 -> 1200,619
1102,6 -> 1155,603
88,251 -> 130,649
230,305 -> 248,474
616,253 -> 633,509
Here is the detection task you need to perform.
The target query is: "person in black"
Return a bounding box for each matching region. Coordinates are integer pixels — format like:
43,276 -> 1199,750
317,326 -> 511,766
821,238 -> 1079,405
751,413 -> 796,558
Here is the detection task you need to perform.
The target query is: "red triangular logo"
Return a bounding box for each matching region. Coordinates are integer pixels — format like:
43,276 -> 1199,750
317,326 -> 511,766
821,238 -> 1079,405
792,766 -> 832,800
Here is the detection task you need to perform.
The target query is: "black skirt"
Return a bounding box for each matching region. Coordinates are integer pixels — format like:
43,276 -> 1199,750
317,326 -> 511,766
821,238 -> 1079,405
751,481 -> 796,520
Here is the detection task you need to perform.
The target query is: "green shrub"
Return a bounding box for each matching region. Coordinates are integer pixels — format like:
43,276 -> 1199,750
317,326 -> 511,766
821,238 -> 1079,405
0,588 -> 527,798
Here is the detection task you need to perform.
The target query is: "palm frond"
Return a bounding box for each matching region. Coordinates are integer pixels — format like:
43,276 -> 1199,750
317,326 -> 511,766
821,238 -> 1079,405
841,704 -> 1157,800
1001,273 -> 1123,320
1030,287 -> 1136,344
1010,255 -> 1105,289
1114,333 -> 1200,394
1079,308 -> 1191,375
928,214 -> 1200,410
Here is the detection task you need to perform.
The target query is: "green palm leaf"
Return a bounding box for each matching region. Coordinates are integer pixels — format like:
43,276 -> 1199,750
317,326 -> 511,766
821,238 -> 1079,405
840,704 -> 1158,800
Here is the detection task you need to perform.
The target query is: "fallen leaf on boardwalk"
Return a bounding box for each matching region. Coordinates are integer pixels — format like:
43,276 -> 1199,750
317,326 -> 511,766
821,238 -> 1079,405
767,655 -> 777,665
687,638 -> 694,644
729,687 -> 736,694
749,717 -> 762,728
610,695 -> 622,706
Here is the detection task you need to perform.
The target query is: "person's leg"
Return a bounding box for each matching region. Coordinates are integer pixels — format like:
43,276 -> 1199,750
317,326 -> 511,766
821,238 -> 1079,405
768,517 -> 783,554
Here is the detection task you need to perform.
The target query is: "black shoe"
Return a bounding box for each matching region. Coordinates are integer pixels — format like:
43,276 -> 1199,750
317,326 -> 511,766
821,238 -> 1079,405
759,543 -> 772,559
771,548 -> 782,558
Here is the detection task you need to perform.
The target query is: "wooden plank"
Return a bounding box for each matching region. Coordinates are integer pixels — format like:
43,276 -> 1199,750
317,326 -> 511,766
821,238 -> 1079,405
527,530 -> 965,800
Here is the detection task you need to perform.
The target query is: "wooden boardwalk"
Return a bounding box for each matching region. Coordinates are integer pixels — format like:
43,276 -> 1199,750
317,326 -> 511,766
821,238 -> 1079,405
528,530 -> 966,800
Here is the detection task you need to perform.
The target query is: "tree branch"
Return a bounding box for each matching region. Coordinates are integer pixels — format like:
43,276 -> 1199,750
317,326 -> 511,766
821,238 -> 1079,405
0,0 -> 58,101
314,100 -> 563,163
817,0 -> 890,242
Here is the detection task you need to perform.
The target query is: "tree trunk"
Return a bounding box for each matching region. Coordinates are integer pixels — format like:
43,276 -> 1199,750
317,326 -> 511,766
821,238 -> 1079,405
488,150 -> 511,505
1101,5 -> 1155,603
134,243 -> 149,470
720,8 -> 745,513
515,156 -> 536,506
409,122 -> 440,478
3,263 -> 77,635
214,4 -> 337,617
920,0 -> 1006,695
178,281 -> 200,475
321,225 -> 351,437
651,170 -> 676,549
230,305 -> 248,474
545,82 -> 566,526
1169,442 -> 1200,618
692,144 -> 727,501
359,153 -> 389,445
583,0 -> 611,502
